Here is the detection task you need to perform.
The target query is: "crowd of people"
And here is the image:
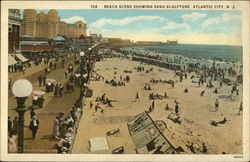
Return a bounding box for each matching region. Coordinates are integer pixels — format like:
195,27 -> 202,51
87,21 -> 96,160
8,51 -> 88,153
54,103 -> 83,153
149,92 -> 168,100
93,93 -> 115,113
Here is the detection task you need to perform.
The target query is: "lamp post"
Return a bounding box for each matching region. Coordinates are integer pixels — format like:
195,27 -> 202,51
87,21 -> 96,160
87,47 -> 93,84
79,51 -> 85,102
12,79 -> 33,153
33,43 -> 36,59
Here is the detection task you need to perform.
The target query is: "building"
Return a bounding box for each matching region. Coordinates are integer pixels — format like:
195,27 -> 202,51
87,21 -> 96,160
166,40 -> 178,45
89,32 -> 102,42
136,41 -> 163,45
20,35 -> 53,58
9,9 -> 21,54
21,9 -> 87,39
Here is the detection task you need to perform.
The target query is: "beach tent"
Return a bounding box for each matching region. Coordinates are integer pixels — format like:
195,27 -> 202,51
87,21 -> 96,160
89,137 -> 109,152
127,111 -> 178,154
8,55 -> 17,66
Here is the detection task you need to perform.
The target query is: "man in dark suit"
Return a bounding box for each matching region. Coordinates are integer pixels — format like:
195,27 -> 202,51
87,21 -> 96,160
8,116 -> 12,133
29,116 -> 40,140
38,75 -> 42,87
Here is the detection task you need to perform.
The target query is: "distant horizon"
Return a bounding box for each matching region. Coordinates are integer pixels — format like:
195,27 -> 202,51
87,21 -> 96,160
19,9 -> 242,46
133,42 -> 243,47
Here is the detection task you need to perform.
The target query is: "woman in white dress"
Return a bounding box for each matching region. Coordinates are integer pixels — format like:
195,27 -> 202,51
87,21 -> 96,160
52,116 -> 60,138
8,131 -> 17,153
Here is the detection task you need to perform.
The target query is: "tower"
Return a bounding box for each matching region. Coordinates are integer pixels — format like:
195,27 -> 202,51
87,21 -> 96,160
21,9 -> 37,37
36,11 -> 48,38
48,9 -> 59,39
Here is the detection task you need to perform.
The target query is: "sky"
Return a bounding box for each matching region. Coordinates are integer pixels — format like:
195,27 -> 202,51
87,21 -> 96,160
21,9 -> 242,45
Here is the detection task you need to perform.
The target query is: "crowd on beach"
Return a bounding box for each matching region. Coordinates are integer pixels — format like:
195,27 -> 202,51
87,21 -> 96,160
108,47 -> 243,154
8,46 -> 243,154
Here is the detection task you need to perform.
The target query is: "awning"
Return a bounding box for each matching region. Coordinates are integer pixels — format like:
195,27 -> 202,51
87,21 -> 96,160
16,53 -> 29,62
8,55 -> 17,65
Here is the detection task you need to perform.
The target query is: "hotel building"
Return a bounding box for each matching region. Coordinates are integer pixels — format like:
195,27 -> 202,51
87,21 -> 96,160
21,9 -> 87,39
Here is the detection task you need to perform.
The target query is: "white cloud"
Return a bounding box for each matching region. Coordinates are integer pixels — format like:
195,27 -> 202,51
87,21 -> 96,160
181,12 -> 207,22
89,15 -> 167,29
202,13 -> 241,28
164,21 -> 190,30
61,16 -> 86,24
222,13 -> 241,21
202,17 -> 221,27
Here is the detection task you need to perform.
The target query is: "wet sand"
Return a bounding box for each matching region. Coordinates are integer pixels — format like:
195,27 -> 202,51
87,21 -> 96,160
72,57 -> 243,154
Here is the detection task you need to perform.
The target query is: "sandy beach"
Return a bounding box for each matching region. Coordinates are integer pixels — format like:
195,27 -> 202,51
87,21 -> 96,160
72,56 -> 243,154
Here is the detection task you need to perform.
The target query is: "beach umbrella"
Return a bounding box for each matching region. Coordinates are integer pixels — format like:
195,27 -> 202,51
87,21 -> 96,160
46,78 -> 56,83
32,90 -> 46,96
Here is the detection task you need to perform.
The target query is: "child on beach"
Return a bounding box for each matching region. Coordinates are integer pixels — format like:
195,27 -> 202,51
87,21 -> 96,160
135,92 -> 140,102
215,99 -> 219,111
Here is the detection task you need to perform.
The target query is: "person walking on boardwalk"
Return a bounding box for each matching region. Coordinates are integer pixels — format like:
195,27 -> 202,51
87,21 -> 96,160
8,131 -> 17,153
64,70 -> 68,78
135,92 -> 140,102
215,99 -> 219,111
52,116 -> 60,138
59,84 -> 64,97
8,116 -> 12,133
54,84 -> 59,97
42,75 -> 46,86
238,102 -> 243,115
30,108 -> 36,119
38,75 -> 42,87
12,117 -> 18,134
29,116 -> 40,140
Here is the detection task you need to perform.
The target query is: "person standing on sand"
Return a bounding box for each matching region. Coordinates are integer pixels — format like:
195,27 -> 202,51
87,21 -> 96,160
135,92 -> 140,102
200,90 -> 205,96
238,102 -> 243,115
90,101 -> 93,109
165,104 -> 170,110
152,100 -> 155,109
215,99 -> 219,110
171,81 -> 175,88
95,103 -> 101,112
175,103 -> 180,114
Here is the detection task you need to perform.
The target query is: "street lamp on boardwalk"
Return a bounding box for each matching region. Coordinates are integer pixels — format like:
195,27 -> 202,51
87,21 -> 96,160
12,79 -> 33,153
79,51 -> 85,103
87,47 -> 93,84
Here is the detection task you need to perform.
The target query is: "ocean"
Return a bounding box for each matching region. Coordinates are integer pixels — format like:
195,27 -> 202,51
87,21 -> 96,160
137,44 -> 243,63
